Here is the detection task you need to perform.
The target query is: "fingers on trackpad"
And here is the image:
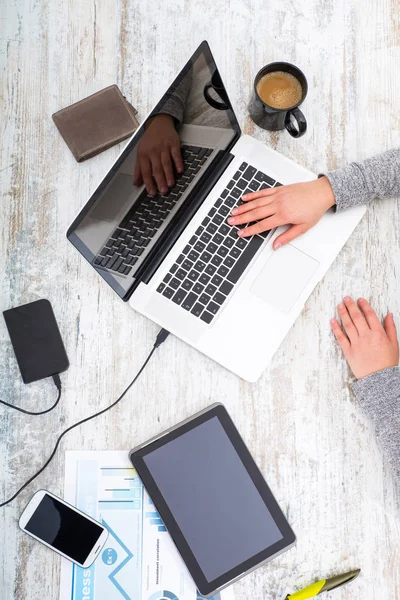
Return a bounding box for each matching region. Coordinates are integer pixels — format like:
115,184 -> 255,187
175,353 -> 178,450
250,244 -> 320,313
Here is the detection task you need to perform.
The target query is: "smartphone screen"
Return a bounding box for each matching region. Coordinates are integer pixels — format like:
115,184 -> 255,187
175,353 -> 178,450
24,493 -> 104,564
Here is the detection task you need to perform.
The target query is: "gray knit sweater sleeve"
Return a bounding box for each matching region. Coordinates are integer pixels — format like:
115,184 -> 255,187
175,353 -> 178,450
352,367 -> 400,479
322,148 -> 400,211
322,150 -> 400,478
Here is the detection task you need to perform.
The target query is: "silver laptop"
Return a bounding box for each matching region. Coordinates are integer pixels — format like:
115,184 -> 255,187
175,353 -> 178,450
67,41 -> 365,382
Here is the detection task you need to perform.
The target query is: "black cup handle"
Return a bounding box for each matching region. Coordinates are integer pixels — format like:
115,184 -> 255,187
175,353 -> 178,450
204,83 -> 229,111
285,107 -> 307,138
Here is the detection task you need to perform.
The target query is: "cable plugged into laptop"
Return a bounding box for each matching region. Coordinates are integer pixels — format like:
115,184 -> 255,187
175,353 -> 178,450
0,373 -> 62,416
0,328 -> 170,508
154,327 -> 170,348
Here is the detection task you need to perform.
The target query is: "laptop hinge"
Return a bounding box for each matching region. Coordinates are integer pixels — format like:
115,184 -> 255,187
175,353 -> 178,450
125,150 -> 235,300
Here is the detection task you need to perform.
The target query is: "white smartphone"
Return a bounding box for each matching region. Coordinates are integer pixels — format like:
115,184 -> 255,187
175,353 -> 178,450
19,489 -> 108,567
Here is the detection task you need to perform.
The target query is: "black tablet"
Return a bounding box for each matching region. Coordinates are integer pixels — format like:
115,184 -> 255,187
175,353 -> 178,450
129,403 -> 295,597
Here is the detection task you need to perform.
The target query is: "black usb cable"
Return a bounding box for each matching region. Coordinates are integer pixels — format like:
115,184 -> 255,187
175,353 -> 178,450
0,328 -> 170,508
0,373 -> 62,415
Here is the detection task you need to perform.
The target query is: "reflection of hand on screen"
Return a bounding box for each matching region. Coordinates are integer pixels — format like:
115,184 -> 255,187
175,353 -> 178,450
133,114 -> 184,196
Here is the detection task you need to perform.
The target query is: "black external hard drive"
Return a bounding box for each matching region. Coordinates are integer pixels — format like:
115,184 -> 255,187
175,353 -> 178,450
3,299 -> 69,384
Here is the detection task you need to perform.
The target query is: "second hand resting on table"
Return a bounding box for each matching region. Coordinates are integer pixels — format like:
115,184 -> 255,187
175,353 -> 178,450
331,297 -> 399,380
331,295 -> 400,480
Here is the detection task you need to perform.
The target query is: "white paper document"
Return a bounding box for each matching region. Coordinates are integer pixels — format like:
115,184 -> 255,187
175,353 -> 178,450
60,451 -> 234,600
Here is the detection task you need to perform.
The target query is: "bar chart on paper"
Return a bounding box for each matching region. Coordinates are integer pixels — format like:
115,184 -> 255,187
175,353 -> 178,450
145,505 -> 167,533
99,466 -> 143,510
60,451 -> 232,600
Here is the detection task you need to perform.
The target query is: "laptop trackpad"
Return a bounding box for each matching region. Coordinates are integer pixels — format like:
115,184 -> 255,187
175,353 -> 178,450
250,244 -> 320,313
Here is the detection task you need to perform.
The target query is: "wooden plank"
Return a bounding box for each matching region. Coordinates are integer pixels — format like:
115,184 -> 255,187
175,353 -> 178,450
0,0 -> 399,598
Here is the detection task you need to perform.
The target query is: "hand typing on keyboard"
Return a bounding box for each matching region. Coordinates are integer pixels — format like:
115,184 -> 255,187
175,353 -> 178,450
133,114 -> 184,196
227,176 -> 335,249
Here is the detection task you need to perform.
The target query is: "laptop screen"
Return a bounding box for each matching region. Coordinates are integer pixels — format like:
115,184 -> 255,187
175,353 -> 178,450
67,41 -> 240,299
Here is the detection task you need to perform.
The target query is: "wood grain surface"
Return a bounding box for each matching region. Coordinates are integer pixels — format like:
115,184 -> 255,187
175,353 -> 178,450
1,1 -> 399,599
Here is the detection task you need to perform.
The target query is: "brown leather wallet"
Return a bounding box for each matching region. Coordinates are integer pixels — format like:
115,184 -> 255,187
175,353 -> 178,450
52,85 -> 139,162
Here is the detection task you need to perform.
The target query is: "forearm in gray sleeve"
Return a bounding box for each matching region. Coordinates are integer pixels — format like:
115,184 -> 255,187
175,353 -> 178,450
320,147 -> 400,211
352,367 -> 400,479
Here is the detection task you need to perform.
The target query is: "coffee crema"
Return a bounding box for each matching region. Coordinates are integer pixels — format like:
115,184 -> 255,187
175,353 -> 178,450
256,71 -> 302,109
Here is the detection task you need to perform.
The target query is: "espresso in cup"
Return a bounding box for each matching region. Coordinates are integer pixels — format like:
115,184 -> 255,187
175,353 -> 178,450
256,71 -> 302,109
248,61 -> 308,138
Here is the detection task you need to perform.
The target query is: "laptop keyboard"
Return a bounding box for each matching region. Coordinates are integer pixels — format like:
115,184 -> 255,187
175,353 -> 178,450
93,144 -> 213,276
156,161 -> 282,324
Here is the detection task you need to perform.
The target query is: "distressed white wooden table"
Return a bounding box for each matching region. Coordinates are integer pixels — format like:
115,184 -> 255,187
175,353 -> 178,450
1,1 -> 400,599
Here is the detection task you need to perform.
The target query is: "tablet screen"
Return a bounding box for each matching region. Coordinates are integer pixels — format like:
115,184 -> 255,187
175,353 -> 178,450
143,416 -> 283,582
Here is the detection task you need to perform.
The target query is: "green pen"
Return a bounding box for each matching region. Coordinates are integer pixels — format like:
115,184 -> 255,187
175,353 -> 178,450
285,569 -> 361,599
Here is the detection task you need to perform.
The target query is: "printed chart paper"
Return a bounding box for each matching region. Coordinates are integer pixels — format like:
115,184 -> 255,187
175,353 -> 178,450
60,451 -> 234,600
